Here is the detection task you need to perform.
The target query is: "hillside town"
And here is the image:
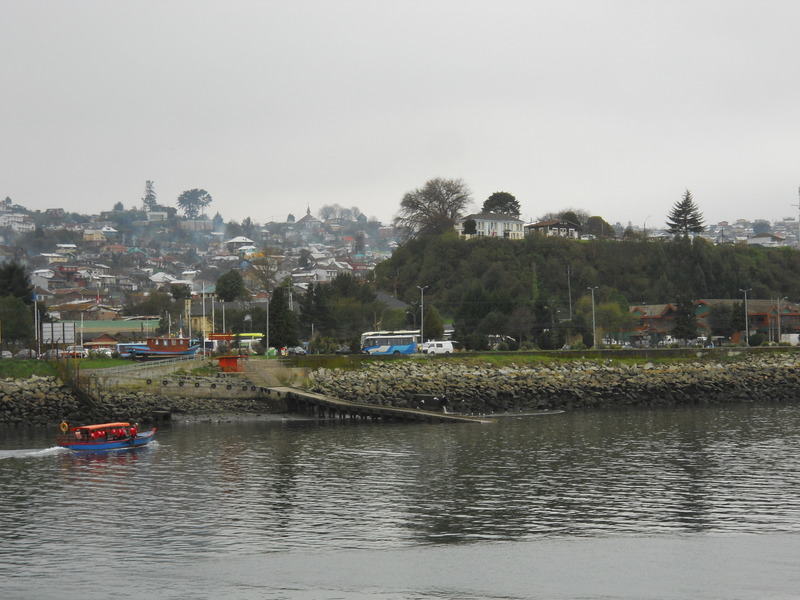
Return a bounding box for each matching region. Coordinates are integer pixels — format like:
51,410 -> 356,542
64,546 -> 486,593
1,191 -> 799,354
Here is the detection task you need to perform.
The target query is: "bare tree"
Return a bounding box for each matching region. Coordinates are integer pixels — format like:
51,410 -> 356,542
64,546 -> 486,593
393,178 -> 472,240
247,247 -> 281,292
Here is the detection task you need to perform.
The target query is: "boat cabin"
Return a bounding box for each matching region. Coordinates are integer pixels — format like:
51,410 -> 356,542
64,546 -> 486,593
58,422 -> 137,444
145,337 -> 194,352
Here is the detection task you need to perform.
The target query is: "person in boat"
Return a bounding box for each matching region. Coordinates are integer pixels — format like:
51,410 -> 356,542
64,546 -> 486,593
130,425 -> 138,438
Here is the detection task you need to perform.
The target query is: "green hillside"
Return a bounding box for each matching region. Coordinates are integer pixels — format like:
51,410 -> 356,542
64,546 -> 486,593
374,233 -> 800,348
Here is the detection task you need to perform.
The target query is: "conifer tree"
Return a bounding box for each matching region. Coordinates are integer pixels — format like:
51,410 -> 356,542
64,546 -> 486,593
671,295 -> 697,342
666,189 -> 705,237
0,262 -> 33,304
142,180 -> 157,211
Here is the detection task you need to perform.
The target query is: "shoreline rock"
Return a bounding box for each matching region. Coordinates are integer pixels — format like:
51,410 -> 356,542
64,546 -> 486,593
309,353 -> 800,414
2,353 -> 799,425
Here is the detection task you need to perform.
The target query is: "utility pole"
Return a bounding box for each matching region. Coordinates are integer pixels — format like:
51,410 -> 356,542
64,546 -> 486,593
588,286 -> 598,347
740,288 -> 752,346
417,285 -> 428,347
565,264 -> 573,319
266,295 -> 270,357
794,186 -> 800,248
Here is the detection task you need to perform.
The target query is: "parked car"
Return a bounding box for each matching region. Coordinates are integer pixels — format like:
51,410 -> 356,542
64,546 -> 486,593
43,349 -> 64,360
90,347 -> 113,357
0,350 -> 12,359
335,346 -> 353,354
15,349 -> 38,359
64,345 -> 88,358
287,346 -> 307,355
422,341 -> 454,355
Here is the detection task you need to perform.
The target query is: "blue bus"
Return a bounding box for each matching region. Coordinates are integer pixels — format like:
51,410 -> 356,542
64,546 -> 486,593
360,330 -> 420,355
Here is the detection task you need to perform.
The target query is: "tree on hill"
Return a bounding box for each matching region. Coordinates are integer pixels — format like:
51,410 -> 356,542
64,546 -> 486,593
122,289 -> 174,317
560,210 -> 584,228
142,180 -> 157,211
298,282 -> 335,338
170,283 -> 192,301
752,220 -> 772,235
666,189 -> 705,237
585,216 -> 616,239
0,296 -> 33,346
298,273 -> 383,341
482,192 -> 520,217
247,247 -> 280,293
212,212 -> 224,231
216,270 -> 249,302
0,262 -> 33,304
177,189 -> 213,219
393,178 -> 471,240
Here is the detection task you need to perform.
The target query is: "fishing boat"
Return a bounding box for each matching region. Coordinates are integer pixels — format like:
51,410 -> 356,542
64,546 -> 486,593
127,336 -> 200,359
57,421 -> 156,452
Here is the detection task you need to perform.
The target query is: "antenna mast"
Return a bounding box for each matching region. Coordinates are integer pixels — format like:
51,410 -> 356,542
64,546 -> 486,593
793,186 -> 800,249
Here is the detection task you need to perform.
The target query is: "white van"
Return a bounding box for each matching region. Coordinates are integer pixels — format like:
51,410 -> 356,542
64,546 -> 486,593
422,341 -> 454,355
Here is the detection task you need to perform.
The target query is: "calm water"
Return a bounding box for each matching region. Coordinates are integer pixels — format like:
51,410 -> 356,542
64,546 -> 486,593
2,404 -> 800,599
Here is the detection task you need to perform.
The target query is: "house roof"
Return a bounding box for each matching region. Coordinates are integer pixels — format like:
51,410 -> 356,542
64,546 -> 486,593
525,219 -> 581,229
630,304 -> 674,318
376,291 -> 409,311
460,212 -> 523,223
224,236 -> 254,244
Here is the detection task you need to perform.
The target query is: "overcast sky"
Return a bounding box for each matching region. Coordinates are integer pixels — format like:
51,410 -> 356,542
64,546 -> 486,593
2,0 -> 799,230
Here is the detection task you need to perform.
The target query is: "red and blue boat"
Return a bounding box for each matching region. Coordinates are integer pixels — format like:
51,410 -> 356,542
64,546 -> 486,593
57,421 -> 156,452
127,336 -> 200,359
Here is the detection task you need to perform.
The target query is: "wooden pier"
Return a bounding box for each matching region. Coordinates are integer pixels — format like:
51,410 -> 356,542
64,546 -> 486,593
267,387 -> 493,424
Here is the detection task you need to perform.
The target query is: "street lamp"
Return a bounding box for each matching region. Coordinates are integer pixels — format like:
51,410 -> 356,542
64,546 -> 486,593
243,313 -> 252,355
265,295 -> 270,357
588,286 -> 598,347
545,305 -> 559,329
739,288 -> 751,346
417,285 -> 428,348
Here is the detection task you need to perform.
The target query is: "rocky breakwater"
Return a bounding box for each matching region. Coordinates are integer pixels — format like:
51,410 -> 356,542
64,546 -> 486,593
309,353 -> 800,414
0,376 -> 83,425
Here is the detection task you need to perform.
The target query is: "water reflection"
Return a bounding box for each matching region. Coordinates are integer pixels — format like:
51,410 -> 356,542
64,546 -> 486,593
2,404 -> 800,565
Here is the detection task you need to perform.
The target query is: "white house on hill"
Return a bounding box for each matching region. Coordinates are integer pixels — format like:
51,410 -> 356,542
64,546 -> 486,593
456,212 -> 525,239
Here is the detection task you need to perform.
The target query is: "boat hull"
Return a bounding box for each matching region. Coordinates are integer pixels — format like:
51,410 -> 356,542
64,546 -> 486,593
129,346 -> 200,359
58,429 -> 156,452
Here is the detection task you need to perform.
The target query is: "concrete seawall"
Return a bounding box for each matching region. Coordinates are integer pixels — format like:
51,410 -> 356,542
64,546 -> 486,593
0,357 -> 312,425
0,364 -> 290,426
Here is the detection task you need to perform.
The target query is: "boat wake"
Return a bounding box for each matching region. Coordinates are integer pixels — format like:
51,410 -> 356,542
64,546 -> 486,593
0,446 -> 69,460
